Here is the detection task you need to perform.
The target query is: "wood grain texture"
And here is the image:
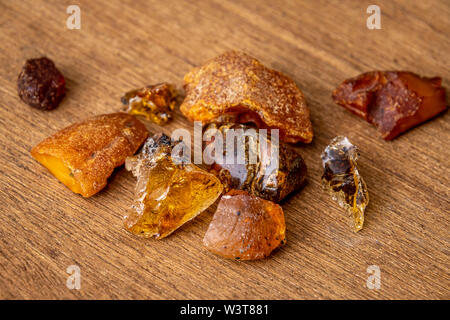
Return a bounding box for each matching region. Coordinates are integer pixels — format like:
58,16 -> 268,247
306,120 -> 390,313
0,0 -> 449,299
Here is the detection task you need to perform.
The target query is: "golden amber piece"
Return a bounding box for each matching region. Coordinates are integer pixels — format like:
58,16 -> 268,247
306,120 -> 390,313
203,123 -> 307,202
321,136 -> 369,232
31,113 -> 148,197
121,83 -> 177,125
124,134 -> 223,239
332,71 -> 447,140
181,51 -> 313,143
203,190 -> 286,260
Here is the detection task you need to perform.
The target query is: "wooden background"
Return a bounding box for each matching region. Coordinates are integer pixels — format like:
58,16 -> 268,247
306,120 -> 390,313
0,0 -> 448,299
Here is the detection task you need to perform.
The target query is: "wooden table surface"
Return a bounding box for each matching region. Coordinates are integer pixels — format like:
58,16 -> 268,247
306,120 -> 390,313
0,0 -> 448,300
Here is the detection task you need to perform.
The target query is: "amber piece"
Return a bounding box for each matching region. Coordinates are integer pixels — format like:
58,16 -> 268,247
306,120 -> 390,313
31,113 -> 148,197
18,57 -> 66,110
180,51 -> 313,143
124,134 -> 223,239
332,71 -> 447,140
121,83 -> 177,125
203,123 -> 307,202
321,136 -> 369,232
203,190 -> 286,260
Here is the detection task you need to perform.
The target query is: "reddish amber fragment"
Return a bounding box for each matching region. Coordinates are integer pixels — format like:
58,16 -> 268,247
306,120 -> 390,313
180,51 -> 313,143
203,190 -> 286,260
203,123 -> 307,202
332,71 -> 447,140
18,57 -> 66,110
31,113 -> 148,197
121,83 -> 177,125
321,136 -> 369,232
124,134 -> 223,239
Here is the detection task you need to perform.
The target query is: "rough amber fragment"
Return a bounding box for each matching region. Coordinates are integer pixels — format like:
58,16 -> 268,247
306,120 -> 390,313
321,136 -> 369,232
181,51 -> 313,143
121,83 -> 177,125
31,113 -> 149,197
18,57 -> 66,110
203,123 -> 307,202
332,71 -> 447,140
203,190 -> 286,260
124,134 -> 223,239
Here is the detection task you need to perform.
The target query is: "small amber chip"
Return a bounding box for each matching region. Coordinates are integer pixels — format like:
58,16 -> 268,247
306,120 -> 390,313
31,113 -> 149,197
321,136 -> 369,232
203,123 -> 307,202
121,83 -> 177,125
18,57 -> 66,110
180,51 -> 313,143
203,190 -> 286,260
124,134 -> 223,239
332,71 -> 447,140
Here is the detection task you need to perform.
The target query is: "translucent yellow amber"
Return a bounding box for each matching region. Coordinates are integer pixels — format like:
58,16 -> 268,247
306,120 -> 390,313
121,83 -> 177,125
124,134 -> 223,239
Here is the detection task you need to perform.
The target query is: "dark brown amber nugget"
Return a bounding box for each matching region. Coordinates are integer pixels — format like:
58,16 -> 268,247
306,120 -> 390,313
203,190 -> 286,260
332,71 -> 447,140
18,57 -> 66,110
203,123 -> 307,203
121,83 -> 177,125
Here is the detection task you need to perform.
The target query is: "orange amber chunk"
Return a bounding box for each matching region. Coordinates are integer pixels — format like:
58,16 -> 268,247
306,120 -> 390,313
124,134 -> 223,239
31,113 -> 148,197
203,190 -> 286,260
321,136 -> 369,232
332,71 -> 447,140
181,51 -> 313,143
121,83 -> 177,125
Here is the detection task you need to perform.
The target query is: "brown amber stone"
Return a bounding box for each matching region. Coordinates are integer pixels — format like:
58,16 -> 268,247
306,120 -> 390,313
124,134 -> 223,239
203,190 -> 286,260
121,83 -> 177,125
332,71 -> 447,140
31,113 -> 149,197
203,123 -> 307,203
18,57 -> 66,110
180,51 -> 313,143
321,136 -> 369,232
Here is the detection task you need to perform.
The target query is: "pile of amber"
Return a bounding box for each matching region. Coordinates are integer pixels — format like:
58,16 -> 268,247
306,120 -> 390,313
29,50 -> 447,261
